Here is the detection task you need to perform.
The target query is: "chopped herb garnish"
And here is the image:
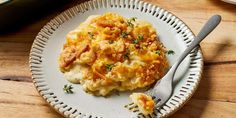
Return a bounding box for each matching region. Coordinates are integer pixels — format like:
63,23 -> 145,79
133,39 -> 139,44
127,21 -> 134,28
121,32 -> 128,38
167,50 -> 175,55
126,17 -> 137,28
132,34 -> 144,44
130,17 -> 137,22
137,34 -> 144,41
105,64 -> 115,71
156,50 -> 161,55
109,40 -> 114,44
88,32 -> 95,39
63,84 -> 74,94
124,53 -> 129,60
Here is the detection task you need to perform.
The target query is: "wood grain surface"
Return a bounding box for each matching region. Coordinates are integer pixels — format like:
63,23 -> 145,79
0,0 -> 235,118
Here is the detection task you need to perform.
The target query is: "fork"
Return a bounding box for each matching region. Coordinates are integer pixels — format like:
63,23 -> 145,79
125,15 -> 221,114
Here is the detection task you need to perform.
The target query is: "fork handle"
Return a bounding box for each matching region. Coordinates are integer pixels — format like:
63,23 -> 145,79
171,15 -> 221,77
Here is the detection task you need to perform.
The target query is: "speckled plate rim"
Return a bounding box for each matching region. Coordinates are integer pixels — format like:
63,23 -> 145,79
29,0 -> 203,118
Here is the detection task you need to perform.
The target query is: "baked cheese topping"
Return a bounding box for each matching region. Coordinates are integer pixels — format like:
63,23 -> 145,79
59,12 -> 169,96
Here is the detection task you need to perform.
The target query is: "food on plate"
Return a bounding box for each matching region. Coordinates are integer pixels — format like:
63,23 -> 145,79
59,12 -> 169,96
130,93 -> 155,115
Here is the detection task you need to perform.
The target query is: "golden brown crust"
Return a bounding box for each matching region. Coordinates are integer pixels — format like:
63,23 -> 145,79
59,12 -> 169,96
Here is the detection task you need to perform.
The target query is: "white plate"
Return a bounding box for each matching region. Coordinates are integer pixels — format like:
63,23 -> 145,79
29,0 -> 203,118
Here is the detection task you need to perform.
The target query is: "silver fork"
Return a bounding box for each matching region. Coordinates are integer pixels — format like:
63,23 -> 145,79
126,15 -> 221,114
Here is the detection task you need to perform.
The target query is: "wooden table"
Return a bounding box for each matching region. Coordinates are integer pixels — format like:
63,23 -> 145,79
0,0 -> 235,118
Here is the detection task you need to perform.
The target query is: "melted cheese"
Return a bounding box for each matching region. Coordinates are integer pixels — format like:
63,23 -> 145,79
59,12 -> 169,96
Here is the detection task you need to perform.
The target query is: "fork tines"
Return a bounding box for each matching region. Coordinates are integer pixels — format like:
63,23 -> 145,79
124,103 -> 139,112
125,102 -> 159,118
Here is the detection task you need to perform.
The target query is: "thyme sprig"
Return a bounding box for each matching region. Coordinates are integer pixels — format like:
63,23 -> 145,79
63,84 -> 74,94
126,17 -> 137,28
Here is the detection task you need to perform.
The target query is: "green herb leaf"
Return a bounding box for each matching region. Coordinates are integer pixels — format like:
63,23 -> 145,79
137,34 -> 144,41
130,17 -> 137,22
124,53 -> 129,60
127,21 -> 134,28
88,32 -> 95,39
132,34 -> 143,44
156,50 -> 161,55
167,50 -> 175,55
121,32 -> 128,38
133,39 -> 139,44
126,17 -> 137,28
105,64 -> 115,71
63,84 -> 74,94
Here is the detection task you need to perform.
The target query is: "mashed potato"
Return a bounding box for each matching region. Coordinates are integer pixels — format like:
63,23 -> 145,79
59,12 -> 168,96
